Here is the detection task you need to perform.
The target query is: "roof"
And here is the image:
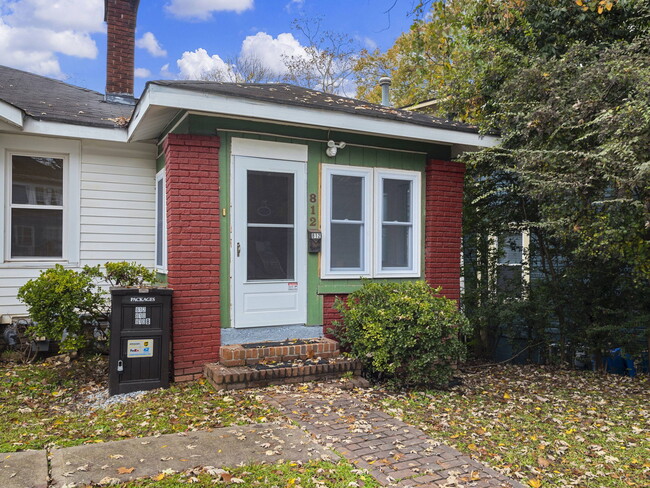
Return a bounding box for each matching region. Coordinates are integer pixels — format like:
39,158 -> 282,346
147,80 -> 481,135
0,65 -> 133,129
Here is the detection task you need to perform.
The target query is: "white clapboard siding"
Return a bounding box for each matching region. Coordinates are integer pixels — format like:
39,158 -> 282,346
0,137 -> 157,315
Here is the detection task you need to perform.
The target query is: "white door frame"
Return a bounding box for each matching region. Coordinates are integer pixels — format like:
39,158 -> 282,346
230,138 -> 308,328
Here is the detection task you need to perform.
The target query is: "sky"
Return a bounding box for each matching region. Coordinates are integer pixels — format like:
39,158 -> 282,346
0,0 -> 418,98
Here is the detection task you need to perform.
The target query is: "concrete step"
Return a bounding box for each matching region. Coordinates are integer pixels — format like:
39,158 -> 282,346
220,337 -> 339,367
204,356 -> 362,391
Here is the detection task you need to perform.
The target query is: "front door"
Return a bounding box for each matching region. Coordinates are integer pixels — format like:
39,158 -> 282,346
232,156 -> 307,327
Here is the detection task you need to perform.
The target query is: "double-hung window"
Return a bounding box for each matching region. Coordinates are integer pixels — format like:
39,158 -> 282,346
155,169 -> 167,272
322,164 -> 421,278
9,154 -> 65,259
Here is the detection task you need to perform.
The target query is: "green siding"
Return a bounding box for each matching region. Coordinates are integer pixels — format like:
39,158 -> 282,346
176,114 -> 442,328
156,152 -> 165,172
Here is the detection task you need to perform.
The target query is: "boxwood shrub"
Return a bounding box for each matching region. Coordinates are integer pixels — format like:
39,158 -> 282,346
333,281 -> 470,388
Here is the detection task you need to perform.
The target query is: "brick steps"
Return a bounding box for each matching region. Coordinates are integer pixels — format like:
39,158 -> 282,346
220,338 -> 339,367
204,357 -> 362,391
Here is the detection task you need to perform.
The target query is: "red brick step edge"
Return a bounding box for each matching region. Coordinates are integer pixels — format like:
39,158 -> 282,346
204,357 -> 361,391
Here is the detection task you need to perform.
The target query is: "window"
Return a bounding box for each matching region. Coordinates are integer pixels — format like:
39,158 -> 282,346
322,165 -> 421,278
495,232 -> 529,296
155,169 -> 167,271
9,154 -> 64,259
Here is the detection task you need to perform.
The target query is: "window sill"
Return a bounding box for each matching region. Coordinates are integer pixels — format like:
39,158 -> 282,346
0,259 -> 73,268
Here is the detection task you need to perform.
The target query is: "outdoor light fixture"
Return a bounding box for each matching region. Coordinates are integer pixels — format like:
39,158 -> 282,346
326,140 -> 346,158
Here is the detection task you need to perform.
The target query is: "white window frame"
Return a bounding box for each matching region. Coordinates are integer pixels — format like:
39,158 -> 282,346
155,169 -> 167,272
322,165 -> 372,278
374,169 -> 421,278
1,135 -> 80,266
321,164 -> 421,279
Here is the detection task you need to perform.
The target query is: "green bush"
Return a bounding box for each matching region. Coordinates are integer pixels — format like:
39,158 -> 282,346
17,262 -> 157,352
17,265 -> 107,352
333,281 -> 471,388
105,261 -> 157,287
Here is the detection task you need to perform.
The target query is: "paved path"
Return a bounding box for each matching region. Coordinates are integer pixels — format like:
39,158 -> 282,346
1,423 -> 332,488
266,383 -> 526,488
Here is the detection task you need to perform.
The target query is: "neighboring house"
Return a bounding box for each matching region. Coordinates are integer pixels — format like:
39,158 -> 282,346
0,0 -> 497,380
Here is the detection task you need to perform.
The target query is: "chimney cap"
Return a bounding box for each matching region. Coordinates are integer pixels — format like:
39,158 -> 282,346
379,76 -> 392,86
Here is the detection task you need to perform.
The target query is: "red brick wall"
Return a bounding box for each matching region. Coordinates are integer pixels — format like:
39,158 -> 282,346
105,0 -> 138,96
163,134 -> 221,381
424,159 -> 466,302
322,294 -> 347,338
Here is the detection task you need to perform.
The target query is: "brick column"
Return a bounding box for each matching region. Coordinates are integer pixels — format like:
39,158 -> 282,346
163,134 -> 221,381
424,159 -> 465,303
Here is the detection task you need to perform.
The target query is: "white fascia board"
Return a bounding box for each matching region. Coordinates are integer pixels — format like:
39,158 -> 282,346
129,84 -> 499,148
0,100 -> 24,128
22,118 -> 128,142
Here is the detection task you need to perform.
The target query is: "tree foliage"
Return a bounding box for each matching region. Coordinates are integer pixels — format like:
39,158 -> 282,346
360,0 -> 650,362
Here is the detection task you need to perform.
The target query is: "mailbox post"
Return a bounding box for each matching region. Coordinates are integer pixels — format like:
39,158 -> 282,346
109,287 -> 172,396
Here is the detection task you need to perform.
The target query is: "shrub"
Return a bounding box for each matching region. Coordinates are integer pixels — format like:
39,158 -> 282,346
333,281 -> 470,388
17,262 -> 157,352
104,261 -> 157,287
16,265 -> 108,352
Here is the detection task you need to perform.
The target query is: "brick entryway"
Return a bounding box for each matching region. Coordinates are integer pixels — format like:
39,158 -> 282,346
266,383 -> 525,488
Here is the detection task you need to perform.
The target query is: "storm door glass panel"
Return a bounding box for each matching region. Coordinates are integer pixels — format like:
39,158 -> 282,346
330,174 -> 364,270
10,155 -> 64,258
381,178 -> 412,269
246,171 -> 295,281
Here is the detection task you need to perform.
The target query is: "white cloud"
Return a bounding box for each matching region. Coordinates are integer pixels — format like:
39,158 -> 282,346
160,63 -> 175,79
240,32 -> 307,76
165,0 -> 254,21
134,67 -> 152,78
284,0 -> 304,13
136,32 -> 168,57
0,0 -> 103,78
176,48 -> 233,79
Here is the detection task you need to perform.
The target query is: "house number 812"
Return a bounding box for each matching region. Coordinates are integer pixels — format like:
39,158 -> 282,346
309,193 -> 317,227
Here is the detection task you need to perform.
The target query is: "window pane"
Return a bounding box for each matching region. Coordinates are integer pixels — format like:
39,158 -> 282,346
12,155 -> 63,205
497,265 -> 523,295
11,208 -> 62,257
382,225 -> 410,268
331,223 -> 362,269
156,178 -> 164,267
383,178 -> 411,222
247,227 -> 294,280
247,171 -> 294,225
332,175 -> 363,220
499,234 -> 523,265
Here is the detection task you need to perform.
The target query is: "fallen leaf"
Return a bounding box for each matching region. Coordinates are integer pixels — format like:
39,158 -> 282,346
117,467 -> 135,474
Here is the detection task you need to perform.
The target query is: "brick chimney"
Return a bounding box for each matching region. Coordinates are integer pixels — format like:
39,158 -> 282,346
104,0 -> 140,104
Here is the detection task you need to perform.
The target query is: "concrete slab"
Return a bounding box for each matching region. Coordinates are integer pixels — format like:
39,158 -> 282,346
50,423 -> 333,486
0,450 -> 48,488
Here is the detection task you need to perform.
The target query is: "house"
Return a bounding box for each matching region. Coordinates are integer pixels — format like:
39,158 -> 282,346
0,0 -> 497,380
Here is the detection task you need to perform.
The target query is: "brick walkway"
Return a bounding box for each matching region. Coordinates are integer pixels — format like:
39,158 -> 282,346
266,383 -> 525,488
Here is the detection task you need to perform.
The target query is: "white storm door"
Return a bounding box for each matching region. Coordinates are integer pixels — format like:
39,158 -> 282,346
232,156 -> 307,328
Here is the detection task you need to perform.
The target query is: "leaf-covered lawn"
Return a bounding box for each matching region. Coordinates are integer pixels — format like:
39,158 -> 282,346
369,365 -> 650,488
0,356 -> 279,452
118,461 -> 379,487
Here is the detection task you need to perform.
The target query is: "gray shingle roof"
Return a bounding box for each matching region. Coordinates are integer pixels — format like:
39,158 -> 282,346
148,80 -> 481,134
0,65 -> 133,129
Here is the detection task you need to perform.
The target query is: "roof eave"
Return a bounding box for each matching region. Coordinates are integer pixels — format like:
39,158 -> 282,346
128,84 -> 499,148
0,99 -> 24,129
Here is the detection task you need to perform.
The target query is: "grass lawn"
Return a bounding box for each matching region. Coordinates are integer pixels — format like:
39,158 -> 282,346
366,364 -> 650,488
119,460 -> 380,487
0,355 -> 278,452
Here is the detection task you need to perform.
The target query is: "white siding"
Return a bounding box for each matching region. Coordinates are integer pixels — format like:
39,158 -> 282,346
0,136 -> 156,315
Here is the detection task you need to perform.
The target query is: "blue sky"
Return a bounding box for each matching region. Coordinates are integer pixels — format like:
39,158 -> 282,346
0,0 -> 418,97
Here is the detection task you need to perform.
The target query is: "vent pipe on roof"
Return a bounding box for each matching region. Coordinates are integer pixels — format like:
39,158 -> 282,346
379,76 -> 392,107
104,0 -> 140,104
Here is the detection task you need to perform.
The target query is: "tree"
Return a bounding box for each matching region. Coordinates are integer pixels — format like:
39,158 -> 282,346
360,0 -> 650,362
282,16 -> 360,95
198,53 -> 276,83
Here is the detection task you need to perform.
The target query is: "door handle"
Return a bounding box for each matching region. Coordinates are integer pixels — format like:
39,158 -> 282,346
237,242 -> 241,257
